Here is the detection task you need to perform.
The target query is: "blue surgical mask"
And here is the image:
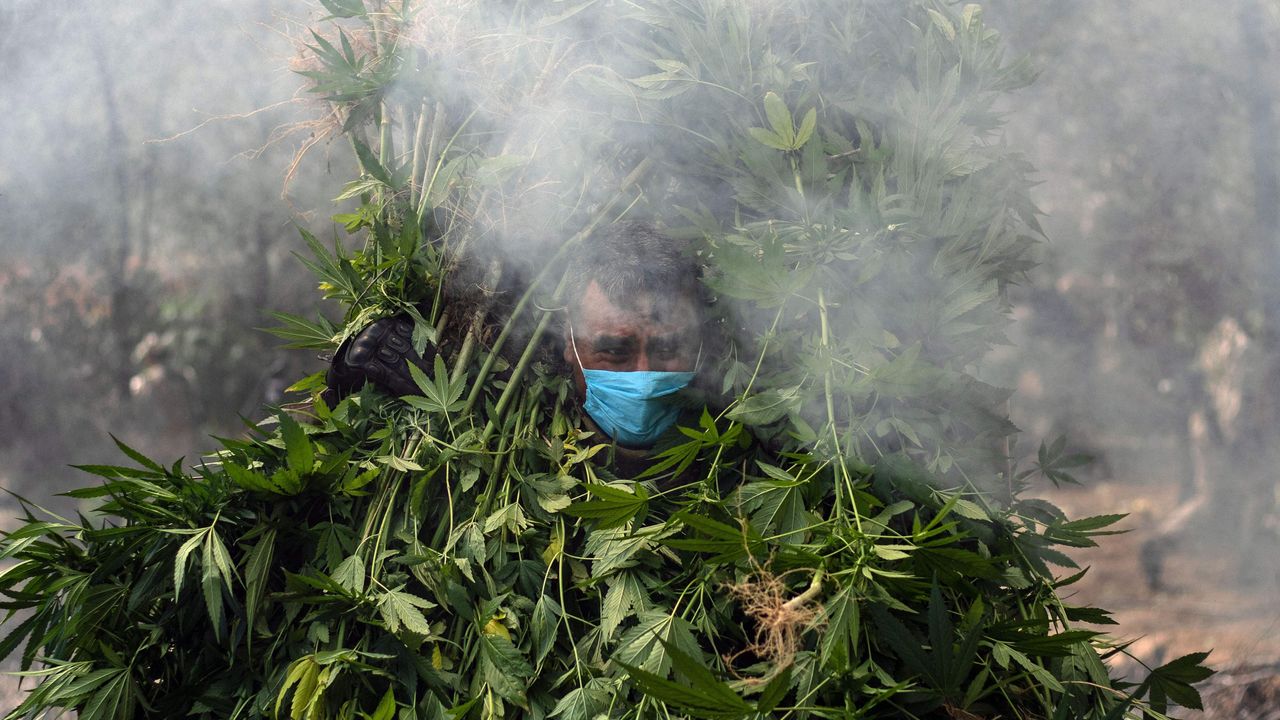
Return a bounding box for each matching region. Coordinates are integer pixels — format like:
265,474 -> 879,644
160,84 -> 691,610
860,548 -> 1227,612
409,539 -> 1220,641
581,368 -> 695,447
570,328 -> 697,447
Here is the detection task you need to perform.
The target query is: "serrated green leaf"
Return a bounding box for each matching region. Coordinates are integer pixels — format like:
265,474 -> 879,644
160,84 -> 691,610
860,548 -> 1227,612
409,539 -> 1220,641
1143,651 -> 1214,711
762,91 -> 794,144
531,594 -> 561,666
614,611 -> 700,678
479,634 -> 533,706
173,528 -> 206,598
747,126 -> 792,151
379,590 -> 436,637
548,678 -> 613,719
726,387 -> 800,426
951,498 -> 988,521
352,136 -> 394,187
318,0 -> 366,20
562,483 -> 649,529
279,412 -> 314,476
819,584 -> 860,671
109,434 -> 166,473
756,665 -> 793,713
617,638 -> 752,717
202,529 -> 233,639
77,668 -> 132,720
333,554 -> 366,594
600,570 -> 648,641
795,107 -> 817,147
369,687 -> 397,720
927,8 -> 956,40
245,528 -> 275,644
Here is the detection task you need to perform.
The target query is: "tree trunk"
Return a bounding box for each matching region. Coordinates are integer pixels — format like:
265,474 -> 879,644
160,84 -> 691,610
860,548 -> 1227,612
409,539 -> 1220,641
90,31 -> 137,398
1234,0 -> 1279,575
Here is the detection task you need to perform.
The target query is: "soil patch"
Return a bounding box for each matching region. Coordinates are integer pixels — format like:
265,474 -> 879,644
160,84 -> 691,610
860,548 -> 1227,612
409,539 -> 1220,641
1037,481 -> 1280,718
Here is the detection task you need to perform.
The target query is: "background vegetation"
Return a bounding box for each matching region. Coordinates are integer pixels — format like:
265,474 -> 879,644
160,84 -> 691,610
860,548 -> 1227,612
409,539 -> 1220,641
984,0 -> 1280,584
1,0 -> 1278,716
0,0 -> 336,509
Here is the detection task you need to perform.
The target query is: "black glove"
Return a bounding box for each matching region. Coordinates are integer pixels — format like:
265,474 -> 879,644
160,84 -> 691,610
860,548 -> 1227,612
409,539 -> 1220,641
323,315 -> 429,405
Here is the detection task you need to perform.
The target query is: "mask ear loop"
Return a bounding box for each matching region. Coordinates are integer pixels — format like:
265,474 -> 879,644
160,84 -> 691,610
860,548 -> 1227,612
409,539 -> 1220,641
568,325 -> 586,371
693,342 -> 704,374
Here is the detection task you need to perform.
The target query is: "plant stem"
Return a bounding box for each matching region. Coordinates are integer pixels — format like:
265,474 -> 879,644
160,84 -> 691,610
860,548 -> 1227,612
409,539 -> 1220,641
410,100 -> 429,208
819,288 -> 836,441
818,288 -> 862,532
462,158 -> 652,420
372,7 -> 393,174
364,433 -> 419,579
781,568 -> 825,610
417,101 -> 447,219
478,307 -> 556,444
379,105 -> 393,174
716,303 -> 785,424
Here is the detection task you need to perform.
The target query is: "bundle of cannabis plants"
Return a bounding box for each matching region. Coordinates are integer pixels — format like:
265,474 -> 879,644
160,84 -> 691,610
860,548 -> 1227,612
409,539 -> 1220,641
0,1 -> 1212,718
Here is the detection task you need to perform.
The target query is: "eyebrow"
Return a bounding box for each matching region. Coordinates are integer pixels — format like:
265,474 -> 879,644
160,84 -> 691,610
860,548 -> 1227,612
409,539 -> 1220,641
591,335 -> 637,350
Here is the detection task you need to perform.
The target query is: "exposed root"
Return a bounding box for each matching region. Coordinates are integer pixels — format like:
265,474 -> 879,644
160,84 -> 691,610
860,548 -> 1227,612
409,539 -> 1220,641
725,567 -> 824,683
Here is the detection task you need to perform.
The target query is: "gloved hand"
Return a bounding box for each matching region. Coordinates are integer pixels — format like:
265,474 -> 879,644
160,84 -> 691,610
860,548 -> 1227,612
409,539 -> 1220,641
323,315 -> 429,405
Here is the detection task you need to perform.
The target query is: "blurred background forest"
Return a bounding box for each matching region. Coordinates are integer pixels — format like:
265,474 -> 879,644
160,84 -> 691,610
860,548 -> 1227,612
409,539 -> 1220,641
986,2 -> 1280,710
2,0 -> 1280,714
0,0 -> 338,502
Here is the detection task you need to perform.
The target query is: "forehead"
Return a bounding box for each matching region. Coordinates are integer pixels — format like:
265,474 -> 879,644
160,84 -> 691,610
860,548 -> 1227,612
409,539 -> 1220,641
572,280 -> 698,335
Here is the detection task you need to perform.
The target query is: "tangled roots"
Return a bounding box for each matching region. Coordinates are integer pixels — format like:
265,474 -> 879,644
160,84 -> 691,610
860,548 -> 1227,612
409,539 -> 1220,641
725,568 -> 824,681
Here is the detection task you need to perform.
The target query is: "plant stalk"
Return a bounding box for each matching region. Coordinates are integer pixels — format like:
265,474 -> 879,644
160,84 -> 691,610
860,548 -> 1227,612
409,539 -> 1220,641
818,288 -> 862,532
781,569 -> 825,611
410,100 -> 429,209
417,101 -> 447,219
462,158 -> 653,420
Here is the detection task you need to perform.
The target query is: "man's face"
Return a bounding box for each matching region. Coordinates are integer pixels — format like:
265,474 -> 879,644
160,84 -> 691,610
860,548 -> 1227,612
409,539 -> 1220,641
564,279 -> 700,397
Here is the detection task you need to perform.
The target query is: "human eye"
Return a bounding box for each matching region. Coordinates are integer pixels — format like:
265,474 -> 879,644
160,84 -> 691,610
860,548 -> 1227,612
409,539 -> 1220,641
649,338 -> 682,359
652,346 -> 678,360
592,342 -> 631,361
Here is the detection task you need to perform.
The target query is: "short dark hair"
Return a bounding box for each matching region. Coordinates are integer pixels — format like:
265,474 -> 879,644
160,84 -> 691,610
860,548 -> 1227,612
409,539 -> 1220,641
563,221 -> 704,316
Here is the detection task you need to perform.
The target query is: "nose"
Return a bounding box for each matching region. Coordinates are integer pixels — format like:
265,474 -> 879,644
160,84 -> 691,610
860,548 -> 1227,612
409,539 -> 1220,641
633,351 -> 650,372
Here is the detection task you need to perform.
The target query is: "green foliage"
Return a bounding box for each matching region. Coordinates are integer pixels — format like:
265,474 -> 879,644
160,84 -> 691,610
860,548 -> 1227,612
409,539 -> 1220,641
0,1 -> 1212,719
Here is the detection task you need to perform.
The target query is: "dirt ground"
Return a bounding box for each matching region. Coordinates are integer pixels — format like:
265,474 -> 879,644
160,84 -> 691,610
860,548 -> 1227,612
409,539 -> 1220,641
1038,480 -> 1280,719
